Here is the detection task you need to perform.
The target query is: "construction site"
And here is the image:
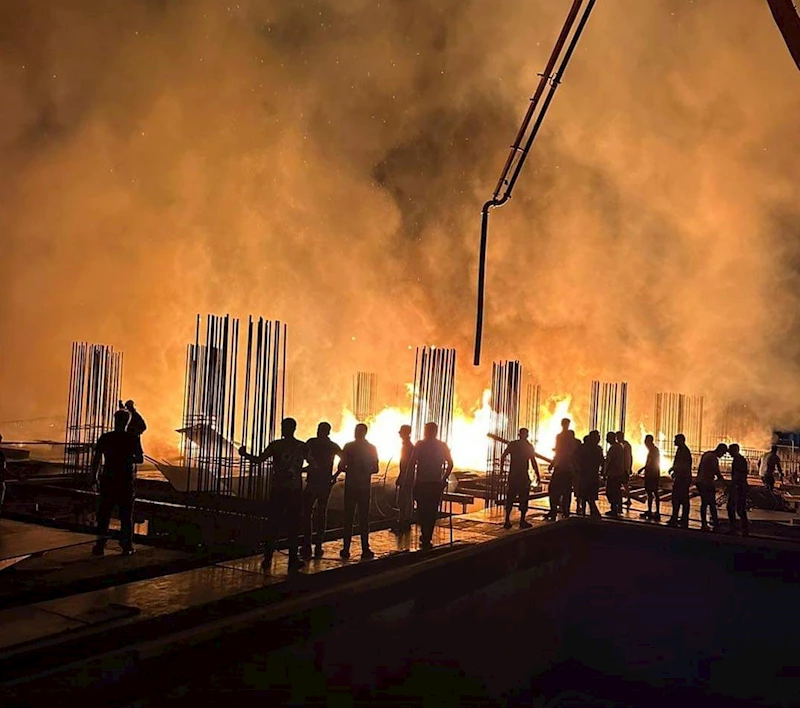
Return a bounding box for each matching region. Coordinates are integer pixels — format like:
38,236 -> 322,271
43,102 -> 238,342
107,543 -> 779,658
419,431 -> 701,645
2,0 -> 800,705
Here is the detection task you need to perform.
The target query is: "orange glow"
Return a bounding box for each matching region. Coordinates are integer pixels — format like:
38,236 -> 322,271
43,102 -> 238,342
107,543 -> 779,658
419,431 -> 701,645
331,390 -> 578,472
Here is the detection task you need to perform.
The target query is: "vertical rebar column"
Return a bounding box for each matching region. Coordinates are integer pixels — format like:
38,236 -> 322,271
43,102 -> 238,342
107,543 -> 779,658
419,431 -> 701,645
654,392 -> 705,459
524,382 -> 542,447
64,342 -> 123,478
237,318 -> 287,501
589,380 -> 628,447
486,361 -> 522,508
410,346 -> 456,445
353,372 -> 378,422
710,401 -> 760,448
180,314 -> 238,497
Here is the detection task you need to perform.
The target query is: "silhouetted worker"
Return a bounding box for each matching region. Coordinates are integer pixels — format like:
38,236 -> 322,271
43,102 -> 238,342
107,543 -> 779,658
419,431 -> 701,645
302,422 -> 342,558
500,428 -> 540,529
338,423 -> 379,559
577,430 -> 603,518
408,422 -> 454,549
604,431 -> 625,517
759,445 -> 783,493
616,431 -> 633,509
554,418 -> 572,459
696,443 -> 727,531
239,417 -> 312,572
547,426 -> 577,520
572,434 -> 585,515
123,400 -> 147,465
0,433 -> 6,515
666,434 -> 693,528
573,434 -> 589,516
394,424 -> 415,533
638,434 -> 661,521
91,409 -> 139,556
726,443 -> 750,536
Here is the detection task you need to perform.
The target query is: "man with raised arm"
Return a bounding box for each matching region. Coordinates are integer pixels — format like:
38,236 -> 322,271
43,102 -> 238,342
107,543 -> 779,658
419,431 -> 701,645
501,427 -> 540,529
239,417 -> 313,572
91,409 -> 139,557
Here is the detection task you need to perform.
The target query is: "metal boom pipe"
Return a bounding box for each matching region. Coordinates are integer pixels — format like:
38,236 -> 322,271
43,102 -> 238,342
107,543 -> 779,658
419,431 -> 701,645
474,0 -> 598,365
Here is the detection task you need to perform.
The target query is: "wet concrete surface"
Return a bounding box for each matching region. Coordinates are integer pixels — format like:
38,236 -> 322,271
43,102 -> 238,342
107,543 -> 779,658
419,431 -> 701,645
0,519 -> 98,569
2,490 -> 798,664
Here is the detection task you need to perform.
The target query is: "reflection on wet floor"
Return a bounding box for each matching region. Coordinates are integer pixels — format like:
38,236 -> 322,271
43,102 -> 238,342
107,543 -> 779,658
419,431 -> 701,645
1,493 -> 798,657
0,519 -> 98,570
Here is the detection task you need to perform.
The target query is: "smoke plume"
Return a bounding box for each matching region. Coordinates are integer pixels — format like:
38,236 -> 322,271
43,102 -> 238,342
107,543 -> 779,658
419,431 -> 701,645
0,0 -> 798,452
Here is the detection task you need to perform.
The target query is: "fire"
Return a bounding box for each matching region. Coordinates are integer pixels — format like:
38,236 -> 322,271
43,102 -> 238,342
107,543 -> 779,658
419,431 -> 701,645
535,395 -> 574,460
330,390 -> 577,473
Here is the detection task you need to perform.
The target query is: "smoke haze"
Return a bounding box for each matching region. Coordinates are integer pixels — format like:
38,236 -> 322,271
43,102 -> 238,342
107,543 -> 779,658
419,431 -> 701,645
0,0 -> 798,452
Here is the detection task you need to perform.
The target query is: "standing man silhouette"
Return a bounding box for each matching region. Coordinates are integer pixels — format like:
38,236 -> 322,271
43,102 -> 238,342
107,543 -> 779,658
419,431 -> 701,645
727,443 -> 750,536
338,423 -> 379,560
616,431 -> 633,509
696,443 -> 727,531
91,409 -> 139,556
500,428 -> 540,529
239,417 -> 313,572
408,422 -> 454,550
302,422 -> 342,558
666,434 -> 693,529
577,430 -> 603,518
546,420 -> 576,521
395,424 -> 416,533
604,432 -> 625,517
759,445 -> 783,493
638,434 -> 661,521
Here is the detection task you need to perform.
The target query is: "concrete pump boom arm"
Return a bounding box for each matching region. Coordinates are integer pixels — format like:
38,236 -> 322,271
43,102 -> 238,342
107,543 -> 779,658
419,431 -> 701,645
473,0 -> 800,367
767,0 -> 800,70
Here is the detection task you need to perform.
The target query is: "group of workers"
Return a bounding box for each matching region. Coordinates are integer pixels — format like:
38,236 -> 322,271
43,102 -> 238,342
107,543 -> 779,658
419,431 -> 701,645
500,418 -> 781,537
84,402 -> 455,572
238,418 -> 454,572
81,407 -> 790,569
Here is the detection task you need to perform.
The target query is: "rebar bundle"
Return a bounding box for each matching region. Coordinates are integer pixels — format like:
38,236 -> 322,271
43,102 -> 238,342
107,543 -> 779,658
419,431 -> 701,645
180,314 -> 286,501
64,342 -> 123,476
238,317 -> 287,500
353,372 -> 377,422
589,381 -> 628,447
486,361 -> 523,507
524,382 -> 542,446
411,347 -> 456,445
654,392 -> 704,456
181,315 -> 240,496
708,402 -> 761,448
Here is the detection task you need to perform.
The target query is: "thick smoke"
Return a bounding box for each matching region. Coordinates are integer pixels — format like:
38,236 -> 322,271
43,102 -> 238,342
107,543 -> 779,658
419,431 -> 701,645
0,0 -> 798,453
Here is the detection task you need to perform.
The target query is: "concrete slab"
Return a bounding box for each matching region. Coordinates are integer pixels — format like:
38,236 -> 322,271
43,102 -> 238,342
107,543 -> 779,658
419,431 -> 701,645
0,519 -> 98,564
0,563 -> 268,653
0,605 -> 85,651
2,493 -> 799,659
